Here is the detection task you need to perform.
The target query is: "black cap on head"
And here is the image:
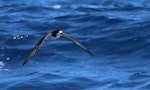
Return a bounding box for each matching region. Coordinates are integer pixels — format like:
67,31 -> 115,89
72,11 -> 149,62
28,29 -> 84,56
51,30 -> 61,37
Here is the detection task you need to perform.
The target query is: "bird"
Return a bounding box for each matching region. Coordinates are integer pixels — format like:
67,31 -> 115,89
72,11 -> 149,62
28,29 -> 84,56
23,30 -> 93,65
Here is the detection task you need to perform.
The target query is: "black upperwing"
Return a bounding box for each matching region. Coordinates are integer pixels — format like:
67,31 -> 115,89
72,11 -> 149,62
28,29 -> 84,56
61,32 -> 94,56
23,33 -> 51,65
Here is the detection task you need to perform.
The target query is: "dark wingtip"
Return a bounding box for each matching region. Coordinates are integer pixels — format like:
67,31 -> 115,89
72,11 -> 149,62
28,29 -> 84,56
89,52 -> 94,57
22,61 -> 27,66
86,50 -> 94,57
91,53 -> 94,57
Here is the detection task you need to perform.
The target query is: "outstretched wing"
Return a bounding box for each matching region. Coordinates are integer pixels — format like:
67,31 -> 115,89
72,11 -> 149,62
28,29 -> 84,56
23,33 -> 50,65
61,32 -> 94,56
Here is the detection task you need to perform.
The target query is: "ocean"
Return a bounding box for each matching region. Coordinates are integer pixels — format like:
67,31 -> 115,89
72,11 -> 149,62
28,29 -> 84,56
1,0 -> 150,90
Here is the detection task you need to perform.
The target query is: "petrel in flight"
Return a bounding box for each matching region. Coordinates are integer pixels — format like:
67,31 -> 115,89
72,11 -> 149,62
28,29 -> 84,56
23,30 -> 93,65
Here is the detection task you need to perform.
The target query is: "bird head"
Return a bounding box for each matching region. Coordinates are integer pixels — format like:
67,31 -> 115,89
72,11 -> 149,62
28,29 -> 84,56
51,30 -> 63,38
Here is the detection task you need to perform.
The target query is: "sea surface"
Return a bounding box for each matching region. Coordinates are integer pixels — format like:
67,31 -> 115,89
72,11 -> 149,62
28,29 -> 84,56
1,0 -> 150,90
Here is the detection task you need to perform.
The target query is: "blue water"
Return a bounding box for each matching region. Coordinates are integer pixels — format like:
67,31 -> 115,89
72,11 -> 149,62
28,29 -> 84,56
1,0 -> 150,90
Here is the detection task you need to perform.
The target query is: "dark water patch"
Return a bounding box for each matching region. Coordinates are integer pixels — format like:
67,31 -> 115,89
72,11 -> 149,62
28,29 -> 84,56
106,18 -> 125,25
72,2 -> 150,12
0,35 -> 8,44
6,80 -> 50,90
128,72 -> 150,80
0,5 -> 60,15
101,6 -> 150,12
5,5 -> 54,14
55,13 -> 115,24
6,80 -> 86,90
18,71 -> 65,80
0,0 -> 59,6
24,20 -> 71,32
74,14 -> 108,23
106,55 -> 150,72
110,4 -> 150,11
0,83 -> 7,90
75,5 -> 102,12
88,25 -> 150,58
0,15 -> 14,22
141,84 -> 150,90
29,52 -> 68,65
54,14 -> 84,21
0,48 -> 27,64
110,81 -> 143,88
100,0 -> 150,9
38,73 -> 64,80
46,54 -> 78,64
4,37 -> 29,47
0,66 -> 140,90
18,71 -> 38,77
72,77 -> 118,87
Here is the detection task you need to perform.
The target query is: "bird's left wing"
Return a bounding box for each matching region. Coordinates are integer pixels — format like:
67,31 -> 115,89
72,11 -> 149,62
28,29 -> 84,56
23,33 -> 51,65
61,32 -> 94,56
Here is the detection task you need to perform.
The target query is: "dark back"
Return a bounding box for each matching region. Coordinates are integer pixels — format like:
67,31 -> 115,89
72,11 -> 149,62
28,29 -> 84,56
51,30 -> 60,37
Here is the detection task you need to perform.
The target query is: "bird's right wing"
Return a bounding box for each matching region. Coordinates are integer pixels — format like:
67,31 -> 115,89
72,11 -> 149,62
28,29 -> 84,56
23,33 -> 51,65
61,32 -> 94,56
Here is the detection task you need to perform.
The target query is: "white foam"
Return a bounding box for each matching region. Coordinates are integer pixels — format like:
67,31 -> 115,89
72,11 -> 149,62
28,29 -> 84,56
13,37 -> 17,39
53,5 -> 61,9
0,61 -> 9,71
0,61 -> 4,68
6,58 -> 10,60
13,35 -> 29,40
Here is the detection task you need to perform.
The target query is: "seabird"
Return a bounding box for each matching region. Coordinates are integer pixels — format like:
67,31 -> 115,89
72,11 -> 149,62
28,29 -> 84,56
23,30 -> 93,65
